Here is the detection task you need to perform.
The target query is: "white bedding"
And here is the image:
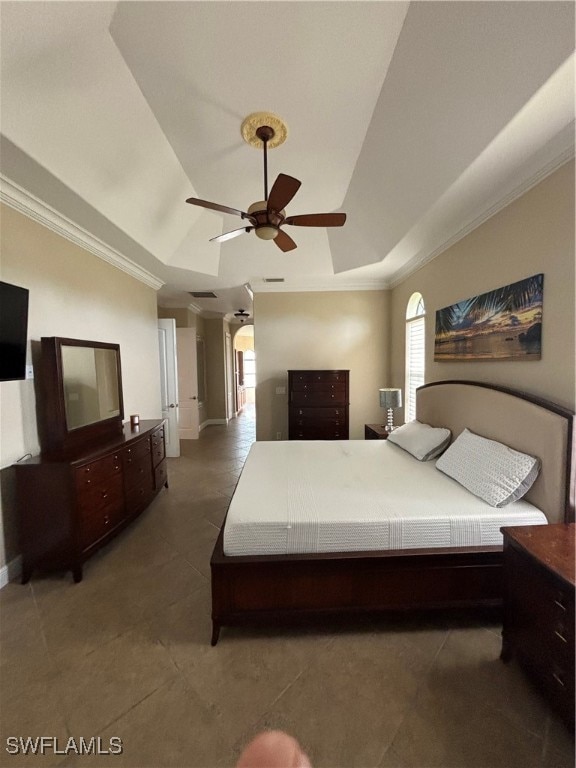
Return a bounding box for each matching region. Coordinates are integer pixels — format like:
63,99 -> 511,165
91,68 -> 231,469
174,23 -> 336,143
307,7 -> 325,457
223,440 -> 547,556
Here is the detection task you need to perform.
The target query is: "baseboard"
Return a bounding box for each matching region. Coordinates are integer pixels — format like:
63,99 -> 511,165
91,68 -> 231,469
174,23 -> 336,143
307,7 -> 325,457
199,419 -> 227,431
0,555 -> 22,589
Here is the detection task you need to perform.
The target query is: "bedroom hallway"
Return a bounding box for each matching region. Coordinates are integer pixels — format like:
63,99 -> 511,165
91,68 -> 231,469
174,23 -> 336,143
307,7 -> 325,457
0,409 -> 573,768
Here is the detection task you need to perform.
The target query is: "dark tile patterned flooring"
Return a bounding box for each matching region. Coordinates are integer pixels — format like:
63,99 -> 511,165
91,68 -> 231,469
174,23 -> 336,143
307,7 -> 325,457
1,405 -> 573,767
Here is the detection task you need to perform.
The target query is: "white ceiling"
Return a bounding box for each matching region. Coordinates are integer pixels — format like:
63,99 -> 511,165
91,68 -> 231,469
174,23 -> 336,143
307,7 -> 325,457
1,1 -> 574,321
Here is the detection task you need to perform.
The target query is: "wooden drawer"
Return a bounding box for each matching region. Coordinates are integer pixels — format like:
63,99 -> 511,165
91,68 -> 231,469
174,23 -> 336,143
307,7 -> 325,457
125,479 -> 154,516
122,437 -> 151,469
79,478 -> 125,549
151,426 -> 166,468
290,371 -> 347,384
154,459 -> 168,490
290,422 -> 348,440
77,472 -> 124,513
290,406 -> 345,420
74,453 -> 122,492
124,455 -> 152,491
290,385 -> 347,407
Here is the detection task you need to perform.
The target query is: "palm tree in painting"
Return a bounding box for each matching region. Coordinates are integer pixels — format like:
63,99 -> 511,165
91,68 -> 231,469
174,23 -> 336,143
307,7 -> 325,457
435,274 -> 543,340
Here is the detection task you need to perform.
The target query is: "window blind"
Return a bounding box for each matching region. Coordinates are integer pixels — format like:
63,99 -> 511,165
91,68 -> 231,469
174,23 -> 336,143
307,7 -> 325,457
406,316 -> 425,422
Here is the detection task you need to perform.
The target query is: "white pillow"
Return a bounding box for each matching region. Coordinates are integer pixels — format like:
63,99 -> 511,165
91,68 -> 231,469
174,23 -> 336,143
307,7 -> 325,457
435,428 -> 540,507
387,420 -> 451,461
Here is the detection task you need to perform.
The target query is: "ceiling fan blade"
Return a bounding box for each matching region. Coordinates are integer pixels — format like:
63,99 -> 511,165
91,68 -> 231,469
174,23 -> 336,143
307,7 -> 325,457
267,174 -> 302,213
209,226 -> 253,243
284,213 -> 347,227
274,229 -> 297,252
186,197 -> 253,220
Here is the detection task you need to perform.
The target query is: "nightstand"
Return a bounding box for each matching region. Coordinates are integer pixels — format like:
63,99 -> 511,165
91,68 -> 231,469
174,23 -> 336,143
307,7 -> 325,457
500,523 -> 575,732
364,423 -> 389,440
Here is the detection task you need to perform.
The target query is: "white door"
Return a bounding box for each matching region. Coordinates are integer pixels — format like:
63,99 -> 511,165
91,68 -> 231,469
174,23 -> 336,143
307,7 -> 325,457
157,319 -> 180,458
225,332 -> 234,420
176,327 -> 199,439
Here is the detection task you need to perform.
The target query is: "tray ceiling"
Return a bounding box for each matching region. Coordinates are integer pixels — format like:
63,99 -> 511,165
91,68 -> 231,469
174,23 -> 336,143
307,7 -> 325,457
1,1 -> 574,316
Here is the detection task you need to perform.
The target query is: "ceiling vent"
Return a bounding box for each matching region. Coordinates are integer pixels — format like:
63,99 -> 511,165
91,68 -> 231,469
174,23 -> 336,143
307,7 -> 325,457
189,291 -> 218,298
263,278 -> 285,283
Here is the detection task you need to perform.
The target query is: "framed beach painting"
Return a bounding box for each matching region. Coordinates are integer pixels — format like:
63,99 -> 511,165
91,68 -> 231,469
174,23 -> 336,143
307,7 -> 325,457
434,274 -> 543,361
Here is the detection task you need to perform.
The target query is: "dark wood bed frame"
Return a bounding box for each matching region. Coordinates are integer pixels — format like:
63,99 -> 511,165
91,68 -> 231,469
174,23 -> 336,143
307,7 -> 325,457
210,381 -> 575,645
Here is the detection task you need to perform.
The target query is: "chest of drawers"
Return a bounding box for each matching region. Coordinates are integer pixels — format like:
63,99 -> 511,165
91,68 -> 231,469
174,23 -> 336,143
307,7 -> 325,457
288,370 -> 349,440
16,420 -> 168,583
501,524 -> 575,732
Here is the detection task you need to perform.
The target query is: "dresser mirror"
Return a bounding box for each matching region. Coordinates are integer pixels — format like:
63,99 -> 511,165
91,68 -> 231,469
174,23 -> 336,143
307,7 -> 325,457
61,345 -> 121,430
39,337 -> 124,456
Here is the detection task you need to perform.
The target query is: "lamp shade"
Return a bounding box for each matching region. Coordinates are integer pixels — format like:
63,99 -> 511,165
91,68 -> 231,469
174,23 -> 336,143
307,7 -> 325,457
379,388 -> 402,409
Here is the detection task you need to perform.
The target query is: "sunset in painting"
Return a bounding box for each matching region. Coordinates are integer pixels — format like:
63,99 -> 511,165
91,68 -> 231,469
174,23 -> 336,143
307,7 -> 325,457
434,274 -> 543,361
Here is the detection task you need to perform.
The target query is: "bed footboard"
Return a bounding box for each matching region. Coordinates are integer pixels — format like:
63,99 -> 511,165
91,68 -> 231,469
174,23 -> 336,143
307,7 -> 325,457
210,528 -> 503,644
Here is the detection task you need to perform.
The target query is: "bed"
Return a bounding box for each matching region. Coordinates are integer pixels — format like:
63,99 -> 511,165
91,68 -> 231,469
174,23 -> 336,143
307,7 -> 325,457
210,381 -> 575,644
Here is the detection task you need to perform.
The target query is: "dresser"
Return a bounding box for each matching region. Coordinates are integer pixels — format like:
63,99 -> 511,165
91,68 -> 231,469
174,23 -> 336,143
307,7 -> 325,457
16,420 -> 168,583
288,370 -> 349,440
500,524 -> 575,732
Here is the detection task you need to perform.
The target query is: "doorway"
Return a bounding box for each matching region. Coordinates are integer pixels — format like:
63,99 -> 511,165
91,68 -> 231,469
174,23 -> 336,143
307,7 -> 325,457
233,325 -> 255,415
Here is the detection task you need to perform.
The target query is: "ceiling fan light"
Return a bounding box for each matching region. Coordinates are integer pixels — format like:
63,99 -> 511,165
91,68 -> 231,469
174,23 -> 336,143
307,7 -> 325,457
255,226 -> 279,240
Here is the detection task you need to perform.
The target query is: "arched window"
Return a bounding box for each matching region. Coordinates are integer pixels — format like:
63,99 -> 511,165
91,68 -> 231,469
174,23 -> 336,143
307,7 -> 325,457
405,292 -> 425,422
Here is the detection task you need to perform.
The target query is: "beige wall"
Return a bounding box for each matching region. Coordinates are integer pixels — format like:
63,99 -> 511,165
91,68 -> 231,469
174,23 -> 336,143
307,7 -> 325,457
204,318 -> 227,420
390,161 -> 575,416
0,204 -> 162,570
254,291 -> 390,440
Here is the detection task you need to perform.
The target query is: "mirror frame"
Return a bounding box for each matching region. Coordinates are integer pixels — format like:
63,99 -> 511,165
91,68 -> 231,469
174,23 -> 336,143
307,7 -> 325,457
39,337 -> 124,456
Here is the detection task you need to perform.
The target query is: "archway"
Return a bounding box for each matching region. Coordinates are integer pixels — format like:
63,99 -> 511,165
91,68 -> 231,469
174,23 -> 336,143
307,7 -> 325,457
233,325 -> 255,414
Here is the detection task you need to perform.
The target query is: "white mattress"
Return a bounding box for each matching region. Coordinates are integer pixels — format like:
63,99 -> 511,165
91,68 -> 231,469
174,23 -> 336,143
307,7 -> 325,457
223,440 -> 547,556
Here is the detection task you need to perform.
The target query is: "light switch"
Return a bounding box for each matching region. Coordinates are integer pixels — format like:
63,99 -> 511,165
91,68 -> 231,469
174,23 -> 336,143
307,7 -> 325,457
275,386 -> 286,395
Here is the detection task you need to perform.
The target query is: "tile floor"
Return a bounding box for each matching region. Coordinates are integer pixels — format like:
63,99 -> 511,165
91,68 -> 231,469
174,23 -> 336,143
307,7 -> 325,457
0,406 -> 573,768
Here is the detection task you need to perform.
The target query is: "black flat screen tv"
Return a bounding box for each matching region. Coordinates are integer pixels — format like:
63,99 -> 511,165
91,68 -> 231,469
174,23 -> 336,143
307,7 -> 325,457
0,281 -> 29,382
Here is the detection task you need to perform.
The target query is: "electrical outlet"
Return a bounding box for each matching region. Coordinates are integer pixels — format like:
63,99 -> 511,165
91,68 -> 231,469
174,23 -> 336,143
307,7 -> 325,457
25,364 -> 34,380
276,432 -> 282,440
275,386 -> 286,395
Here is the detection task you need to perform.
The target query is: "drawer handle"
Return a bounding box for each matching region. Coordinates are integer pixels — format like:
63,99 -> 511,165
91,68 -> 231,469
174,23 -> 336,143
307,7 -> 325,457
554,599 -> 567,612
102,492 -> 108,499
104,515 -> 110,525
554,630 -> 568,644
331,395 -> 335,398
85,479 -> 91,485
84,467 -> 91,474
552,671 -> 566,688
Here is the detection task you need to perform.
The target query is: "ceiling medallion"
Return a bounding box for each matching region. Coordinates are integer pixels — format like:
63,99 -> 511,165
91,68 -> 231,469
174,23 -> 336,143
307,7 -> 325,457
241,112 -> 288,149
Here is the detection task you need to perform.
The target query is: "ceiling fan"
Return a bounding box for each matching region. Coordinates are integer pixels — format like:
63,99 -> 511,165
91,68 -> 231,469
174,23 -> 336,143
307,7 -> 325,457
185,117 -> 346,252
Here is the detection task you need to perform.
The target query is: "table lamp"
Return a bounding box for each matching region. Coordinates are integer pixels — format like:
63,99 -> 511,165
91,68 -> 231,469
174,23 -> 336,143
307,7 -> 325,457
379,388 -> 402,432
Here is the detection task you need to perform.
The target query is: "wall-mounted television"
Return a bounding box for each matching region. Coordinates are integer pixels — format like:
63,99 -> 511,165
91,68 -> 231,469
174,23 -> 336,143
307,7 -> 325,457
0,281 -> 29,382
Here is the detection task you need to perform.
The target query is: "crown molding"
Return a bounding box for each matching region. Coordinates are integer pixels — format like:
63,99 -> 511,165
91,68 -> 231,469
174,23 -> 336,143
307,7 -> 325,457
0,174 -> 165,291
251,277 -> 389,293
157,300 -> 204,314
388,148 -> 575,289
